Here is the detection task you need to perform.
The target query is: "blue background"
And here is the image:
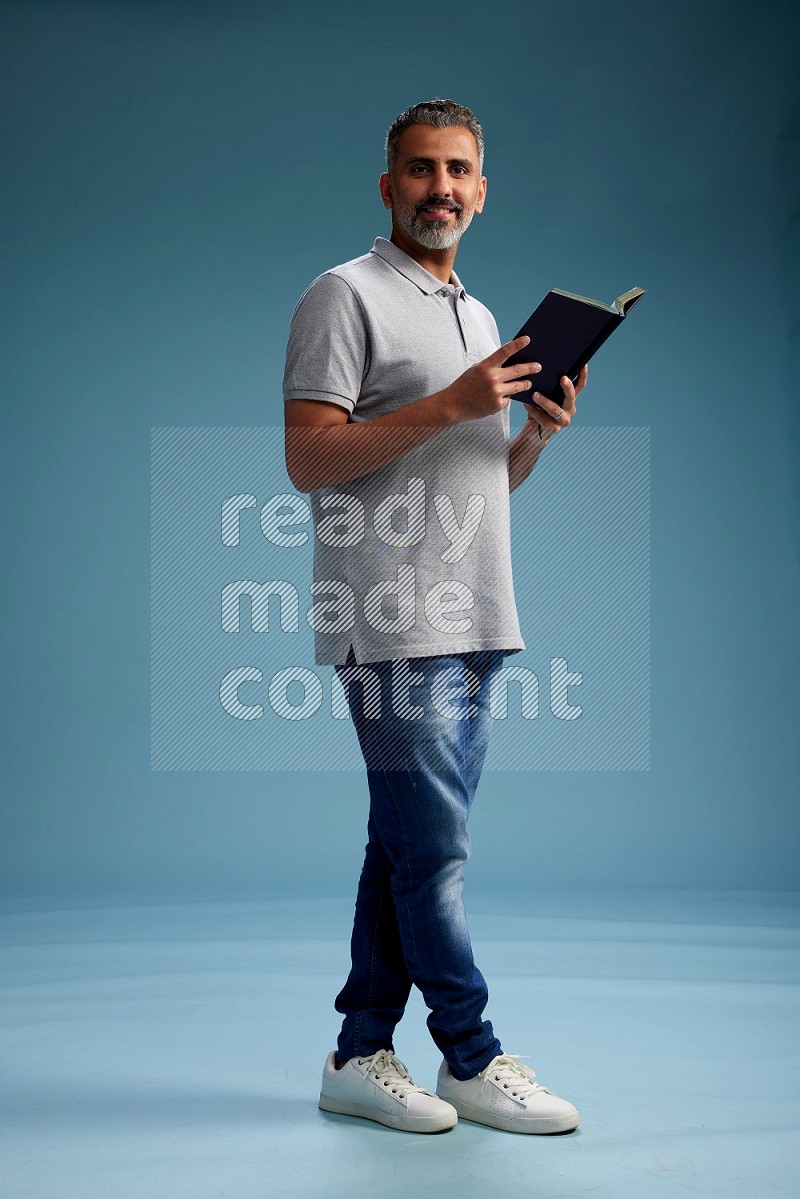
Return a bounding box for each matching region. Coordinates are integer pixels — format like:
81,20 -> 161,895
2,0 -> 798,900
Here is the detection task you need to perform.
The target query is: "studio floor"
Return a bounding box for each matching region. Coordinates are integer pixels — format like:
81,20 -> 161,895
1,887 -> 798,1199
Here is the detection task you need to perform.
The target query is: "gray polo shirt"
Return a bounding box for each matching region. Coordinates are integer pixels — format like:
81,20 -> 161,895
282,235 -> 525,666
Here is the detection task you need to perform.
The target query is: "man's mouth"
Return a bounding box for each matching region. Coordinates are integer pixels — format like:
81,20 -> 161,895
418,205 -> 459,220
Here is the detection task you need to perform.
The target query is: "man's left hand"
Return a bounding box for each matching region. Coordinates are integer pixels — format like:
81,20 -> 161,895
522,363 -> 589,440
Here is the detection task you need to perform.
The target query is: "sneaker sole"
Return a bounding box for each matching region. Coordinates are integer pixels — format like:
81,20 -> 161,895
438,1093 -> 579,1135
319,1092 -> 457,1133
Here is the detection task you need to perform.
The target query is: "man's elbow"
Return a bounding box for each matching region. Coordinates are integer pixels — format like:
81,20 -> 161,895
285,456 -> 315,494
284,428 -> 315,493
285,401 -> 347,492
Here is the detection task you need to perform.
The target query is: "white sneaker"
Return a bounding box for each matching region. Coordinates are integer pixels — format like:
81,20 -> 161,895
437,1053 -> 580,1134
319,1048 -> 458,1133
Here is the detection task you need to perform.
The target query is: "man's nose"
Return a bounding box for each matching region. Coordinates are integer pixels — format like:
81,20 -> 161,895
428,171 -> 452,198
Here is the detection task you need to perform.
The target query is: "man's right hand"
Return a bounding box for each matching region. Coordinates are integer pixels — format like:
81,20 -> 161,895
442,335 -> 544,421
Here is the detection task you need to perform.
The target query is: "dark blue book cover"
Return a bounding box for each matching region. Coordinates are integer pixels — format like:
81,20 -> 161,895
505,286 -> 645,405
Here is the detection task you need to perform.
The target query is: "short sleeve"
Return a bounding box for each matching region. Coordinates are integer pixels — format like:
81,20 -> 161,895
282,272 -> 370,414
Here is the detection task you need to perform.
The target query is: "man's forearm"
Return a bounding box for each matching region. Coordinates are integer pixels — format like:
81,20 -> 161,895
285,388 -> 460,492
508,420 -> 550,492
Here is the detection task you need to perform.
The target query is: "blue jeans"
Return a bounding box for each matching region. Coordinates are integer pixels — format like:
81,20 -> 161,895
332,647 -> 506,1081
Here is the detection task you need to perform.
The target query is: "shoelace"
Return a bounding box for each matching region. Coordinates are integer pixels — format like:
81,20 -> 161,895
356,1049 -> 434,1099
479,1054 -> 553,1100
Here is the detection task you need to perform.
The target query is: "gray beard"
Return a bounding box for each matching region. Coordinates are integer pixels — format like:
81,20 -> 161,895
394,201 -> 475,251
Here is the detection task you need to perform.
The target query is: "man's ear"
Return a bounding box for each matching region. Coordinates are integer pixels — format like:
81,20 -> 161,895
475,175 -> 487,215
378,171 -> 393,210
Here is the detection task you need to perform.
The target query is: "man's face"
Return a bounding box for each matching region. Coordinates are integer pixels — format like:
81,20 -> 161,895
380,124 -> 486,252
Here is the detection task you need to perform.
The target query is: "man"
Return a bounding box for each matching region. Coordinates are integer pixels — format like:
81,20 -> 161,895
283,99 -> 588,1135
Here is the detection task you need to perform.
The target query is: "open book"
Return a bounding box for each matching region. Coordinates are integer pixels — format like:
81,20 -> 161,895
503,285 -> 646,407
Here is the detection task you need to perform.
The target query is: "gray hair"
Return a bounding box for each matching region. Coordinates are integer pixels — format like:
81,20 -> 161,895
385,98 -> 485,173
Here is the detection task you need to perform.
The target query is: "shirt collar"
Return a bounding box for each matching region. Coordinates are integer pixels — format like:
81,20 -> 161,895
370,236 -> 467,299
